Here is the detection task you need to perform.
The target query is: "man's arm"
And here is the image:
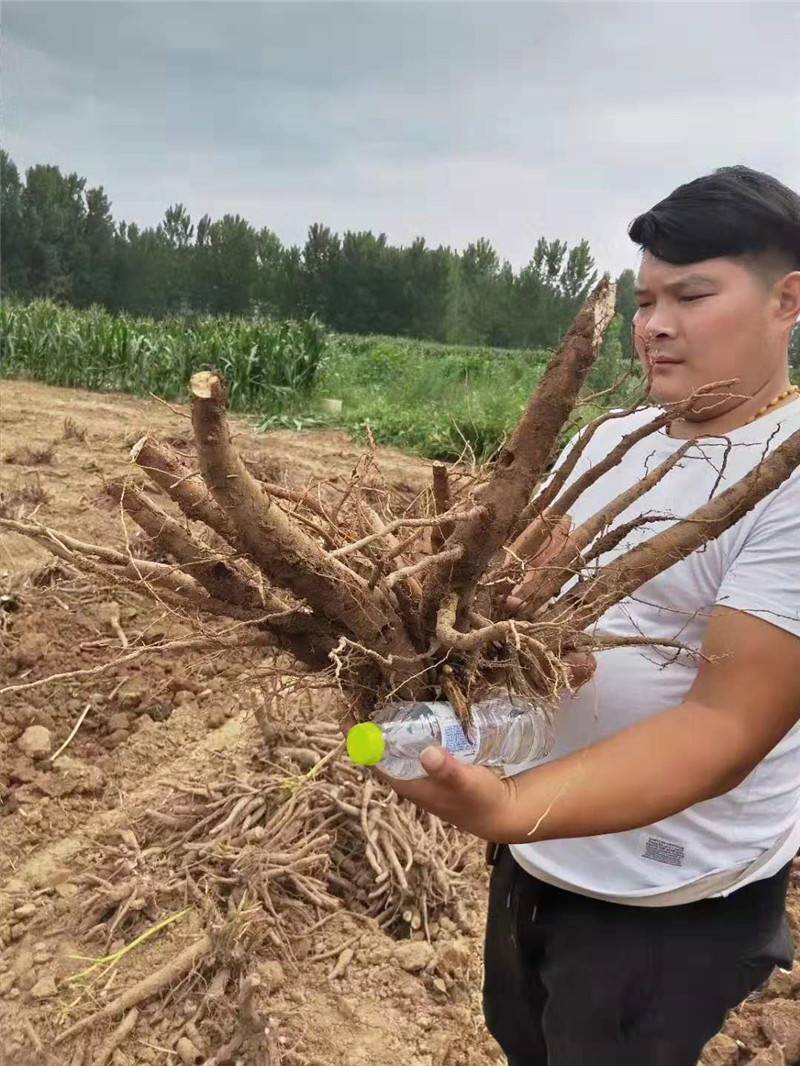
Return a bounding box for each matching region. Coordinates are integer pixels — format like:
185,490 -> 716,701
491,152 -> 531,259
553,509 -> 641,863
390,606 -> 800,844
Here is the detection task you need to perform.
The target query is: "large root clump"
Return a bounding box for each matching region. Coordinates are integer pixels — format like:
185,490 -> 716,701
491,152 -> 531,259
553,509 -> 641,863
7,277 -> 800,714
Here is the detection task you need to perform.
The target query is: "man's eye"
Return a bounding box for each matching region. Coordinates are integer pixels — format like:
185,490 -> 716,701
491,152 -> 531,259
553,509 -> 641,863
680,294 -> 709,302
635,302 -> 652,310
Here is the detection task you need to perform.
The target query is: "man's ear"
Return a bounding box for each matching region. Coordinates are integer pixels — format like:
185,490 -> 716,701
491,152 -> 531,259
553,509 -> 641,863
774,269 -> 800,328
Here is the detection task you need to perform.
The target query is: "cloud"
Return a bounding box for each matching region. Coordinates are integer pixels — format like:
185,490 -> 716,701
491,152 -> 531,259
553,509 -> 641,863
4,1 -> 799,274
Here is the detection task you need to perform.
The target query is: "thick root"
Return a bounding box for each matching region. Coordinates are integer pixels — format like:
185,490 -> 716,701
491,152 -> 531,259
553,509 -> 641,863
189,371 -> 419,682
419,275 -> 617,627
545,422 -> 800,636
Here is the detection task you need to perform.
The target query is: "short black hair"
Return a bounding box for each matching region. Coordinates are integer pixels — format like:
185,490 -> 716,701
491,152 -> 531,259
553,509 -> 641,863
629,166 -> 800,275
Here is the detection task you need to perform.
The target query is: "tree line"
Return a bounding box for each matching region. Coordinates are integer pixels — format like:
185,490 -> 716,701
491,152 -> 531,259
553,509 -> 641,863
0,149 -> 641,359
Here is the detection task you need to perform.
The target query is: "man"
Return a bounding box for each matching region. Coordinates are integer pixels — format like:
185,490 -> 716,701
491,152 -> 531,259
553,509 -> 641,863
391,166 -> 800,1065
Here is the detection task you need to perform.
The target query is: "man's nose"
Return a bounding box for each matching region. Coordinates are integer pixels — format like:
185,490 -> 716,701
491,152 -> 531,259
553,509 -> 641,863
643,309 -> 678,339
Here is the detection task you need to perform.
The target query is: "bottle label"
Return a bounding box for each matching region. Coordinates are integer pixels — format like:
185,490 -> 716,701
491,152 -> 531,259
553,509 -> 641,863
442,721 -> 475,755
428,702 -> 477,758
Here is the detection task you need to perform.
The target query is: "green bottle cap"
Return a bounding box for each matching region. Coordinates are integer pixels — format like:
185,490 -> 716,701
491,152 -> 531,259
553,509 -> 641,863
347,722 -> 385,766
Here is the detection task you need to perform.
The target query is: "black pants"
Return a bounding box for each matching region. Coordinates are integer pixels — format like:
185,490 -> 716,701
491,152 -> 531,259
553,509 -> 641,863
483,846 -> 794,1066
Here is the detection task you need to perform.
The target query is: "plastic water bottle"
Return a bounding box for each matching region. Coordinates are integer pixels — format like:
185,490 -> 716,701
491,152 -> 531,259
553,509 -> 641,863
346,693 -> 554,780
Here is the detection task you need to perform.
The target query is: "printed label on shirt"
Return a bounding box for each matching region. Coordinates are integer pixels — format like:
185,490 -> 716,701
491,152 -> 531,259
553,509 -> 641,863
642,836 -> 685,867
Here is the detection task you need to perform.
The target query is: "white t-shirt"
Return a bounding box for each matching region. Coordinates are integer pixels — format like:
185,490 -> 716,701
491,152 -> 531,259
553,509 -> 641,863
510,397 -> 800,903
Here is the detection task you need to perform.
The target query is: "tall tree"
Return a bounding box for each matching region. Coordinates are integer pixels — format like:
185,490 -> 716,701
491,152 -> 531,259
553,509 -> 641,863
156,203 -> 195,312
113,223 -> 174,316
560,240 -> 597,300
532,237 -> 567,286
456,238 -> 500,344
195,214 -> 258,315
20,164 -> 87,300
0,151 -> 26,294
302,223 -> 341,322
253,226 -> 286,315
402,239 -> 454,342
77,185 -> 115,307
162,203 -> 194,249
615,268 -> 638,361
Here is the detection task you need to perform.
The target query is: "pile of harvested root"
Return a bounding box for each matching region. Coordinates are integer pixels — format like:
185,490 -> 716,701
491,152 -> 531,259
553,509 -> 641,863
140,698 -> 477,935
5,700 -> 479,1065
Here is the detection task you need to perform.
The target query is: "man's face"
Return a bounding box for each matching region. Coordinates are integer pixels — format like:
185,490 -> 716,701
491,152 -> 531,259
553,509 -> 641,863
633,252 -> 784,413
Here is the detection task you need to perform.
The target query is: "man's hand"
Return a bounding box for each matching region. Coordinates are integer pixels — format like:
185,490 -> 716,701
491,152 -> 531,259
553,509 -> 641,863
382,747 -> 520,842
391,605 -> 800,846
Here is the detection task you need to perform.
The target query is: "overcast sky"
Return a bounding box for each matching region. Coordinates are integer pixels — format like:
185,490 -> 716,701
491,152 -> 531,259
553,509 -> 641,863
4,1 -> 798,275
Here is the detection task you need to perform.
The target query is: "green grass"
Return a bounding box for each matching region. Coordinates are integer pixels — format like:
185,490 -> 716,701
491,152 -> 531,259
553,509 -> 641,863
285,321 -> 635,461
313,333 -> 554,461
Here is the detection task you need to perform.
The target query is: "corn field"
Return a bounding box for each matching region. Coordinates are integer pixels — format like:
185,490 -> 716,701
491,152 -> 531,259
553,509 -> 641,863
0,299 -> 330,412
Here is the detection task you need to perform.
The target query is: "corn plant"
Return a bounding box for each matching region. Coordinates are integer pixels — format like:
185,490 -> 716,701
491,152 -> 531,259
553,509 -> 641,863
0,300 -> 329,412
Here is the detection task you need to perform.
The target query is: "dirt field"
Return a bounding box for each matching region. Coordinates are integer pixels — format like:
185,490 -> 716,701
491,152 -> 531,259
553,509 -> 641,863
1,380 -> 798,1066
